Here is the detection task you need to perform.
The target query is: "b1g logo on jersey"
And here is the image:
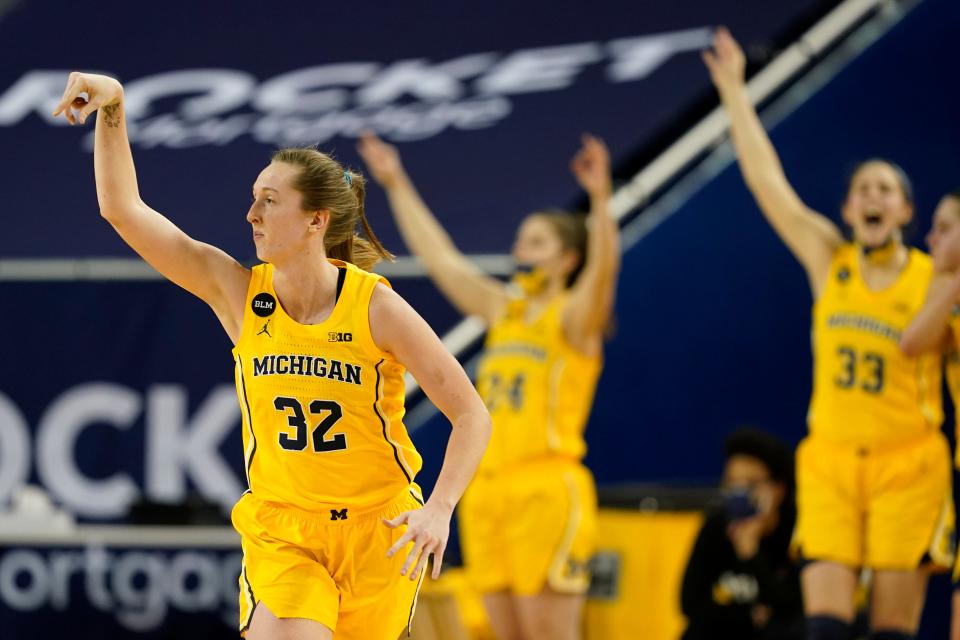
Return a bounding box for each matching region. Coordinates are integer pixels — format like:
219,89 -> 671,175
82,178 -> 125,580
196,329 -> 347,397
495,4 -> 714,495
328,332 -> 352,343
252,293 -> 276,317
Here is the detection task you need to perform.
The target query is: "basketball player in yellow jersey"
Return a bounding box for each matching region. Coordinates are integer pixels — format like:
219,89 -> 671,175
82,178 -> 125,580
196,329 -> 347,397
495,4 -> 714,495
705,29 -> 954,640
359,131 -> 619,640
897,190 -> 960,640
53,73 -> 491,640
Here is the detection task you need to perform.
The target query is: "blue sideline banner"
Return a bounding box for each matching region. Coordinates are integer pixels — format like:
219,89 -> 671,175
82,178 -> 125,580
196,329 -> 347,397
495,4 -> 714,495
0,540 -> 240,639
1,0 -> 823,258
0,282 -> 244,520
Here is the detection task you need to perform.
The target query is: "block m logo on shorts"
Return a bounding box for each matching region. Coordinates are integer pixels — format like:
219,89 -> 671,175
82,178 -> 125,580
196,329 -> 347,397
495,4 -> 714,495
330,508 -> 348,521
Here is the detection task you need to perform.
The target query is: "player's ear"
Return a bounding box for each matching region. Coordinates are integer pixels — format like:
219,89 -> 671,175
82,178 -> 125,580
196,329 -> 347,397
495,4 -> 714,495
561,247 -> 580,277
310,209 -> 331,233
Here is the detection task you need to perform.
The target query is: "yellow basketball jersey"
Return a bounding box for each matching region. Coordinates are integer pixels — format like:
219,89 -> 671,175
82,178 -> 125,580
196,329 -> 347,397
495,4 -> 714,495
947,314 -> 960,466
475,293 -> 601,473
808,244 -> 942,446
232,261 -> 421,512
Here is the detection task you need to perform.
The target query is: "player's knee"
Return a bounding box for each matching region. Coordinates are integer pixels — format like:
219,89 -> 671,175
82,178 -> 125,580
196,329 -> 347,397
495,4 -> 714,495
870,607 -> 920,633
869,632 -> 913,640
519,612 -> 576,640
492,621 -> 526,640
806,615 -> 852,640
523,620 -> 566,640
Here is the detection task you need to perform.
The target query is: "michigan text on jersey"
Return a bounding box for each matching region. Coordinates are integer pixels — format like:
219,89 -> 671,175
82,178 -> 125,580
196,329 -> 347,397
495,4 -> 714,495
825,313 -> 902,343
252,354 -> 362,385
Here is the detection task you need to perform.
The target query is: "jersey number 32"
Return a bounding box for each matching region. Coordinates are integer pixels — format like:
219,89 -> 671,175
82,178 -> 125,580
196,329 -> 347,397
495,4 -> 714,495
274,397 -> 348,452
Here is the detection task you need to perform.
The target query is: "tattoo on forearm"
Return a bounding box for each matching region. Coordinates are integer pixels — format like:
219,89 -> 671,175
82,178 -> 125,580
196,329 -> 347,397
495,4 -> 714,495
102,104 -> 121,129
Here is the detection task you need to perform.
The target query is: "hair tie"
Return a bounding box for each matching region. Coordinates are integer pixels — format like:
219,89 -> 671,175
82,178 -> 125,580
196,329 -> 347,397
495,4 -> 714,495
343,171 -> 352,186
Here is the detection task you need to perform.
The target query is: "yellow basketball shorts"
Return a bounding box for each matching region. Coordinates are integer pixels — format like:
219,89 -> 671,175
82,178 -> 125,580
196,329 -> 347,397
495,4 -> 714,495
458,459 -> 597,596
795,432 -> 955,571
231,485 -> 426,639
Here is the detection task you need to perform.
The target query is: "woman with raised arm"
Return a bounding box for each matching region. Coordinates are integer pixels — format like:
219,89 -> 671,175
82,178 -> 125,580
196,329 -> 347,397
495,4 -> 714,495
703,29 -> 954,640
897,190 -> 960,640
53,73 -> 490,640
358,131 -> 620,640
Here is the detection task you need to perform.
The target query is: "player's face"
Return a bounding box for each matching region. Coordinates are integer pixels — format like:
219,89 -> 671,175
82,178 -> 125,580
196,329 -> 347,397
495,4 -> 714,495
247,162 -> 323,263
842,162 -> 912,249
512,216 -> 576,283
927,197 -> 960,272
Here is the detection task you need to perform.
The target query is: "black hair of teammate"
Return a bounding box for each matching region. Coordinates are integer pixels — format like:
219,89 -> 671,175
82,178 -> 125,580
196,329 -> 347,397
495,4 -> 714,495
724,427 -> 795,490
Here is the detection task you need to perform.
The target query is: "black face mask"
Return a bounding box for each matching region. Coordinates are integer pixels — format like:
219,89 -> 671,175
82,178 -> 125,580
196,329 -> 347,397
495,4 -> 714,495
860,235 -> 899,263
514,263 -> 536,274
722,487 -> 758,522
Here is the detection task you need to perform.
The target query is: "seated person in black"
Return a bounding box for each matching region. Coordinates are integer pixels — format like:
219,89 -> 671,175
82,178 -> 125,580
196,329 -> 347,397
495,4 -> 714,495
681,428 -> 802,640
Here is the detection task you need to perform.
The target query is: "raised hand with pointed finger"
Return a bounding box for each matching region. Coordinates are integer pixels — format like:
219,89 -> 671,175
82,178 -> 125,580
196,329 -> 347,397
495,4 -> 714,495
52,72 -> 124,126
701,27 -> 747,96
571,133 -> 612,200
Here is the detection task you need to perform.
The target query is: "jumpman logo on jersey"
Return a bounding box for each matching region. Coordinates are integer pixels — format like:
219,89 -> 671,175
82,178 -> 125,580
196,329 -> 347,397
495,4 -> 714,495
257,319 -> 272,338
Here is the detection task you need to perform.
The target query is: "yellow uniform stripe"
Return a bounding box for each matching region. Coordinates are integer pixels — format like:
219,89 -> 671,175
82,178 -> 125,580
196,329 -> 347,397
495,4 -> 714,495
235,356 -> 257,490
547,471 -> 583,591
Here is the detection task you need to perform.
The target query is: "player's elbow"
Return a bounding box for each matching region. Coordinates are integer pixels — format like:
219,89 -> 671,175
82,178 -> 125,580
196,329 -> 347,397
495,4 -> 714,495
98,206 -> 123,225
98,197 -> 144,226
475,408 -> 492,443
98,201 -> 131,224
463,405 -> 492,446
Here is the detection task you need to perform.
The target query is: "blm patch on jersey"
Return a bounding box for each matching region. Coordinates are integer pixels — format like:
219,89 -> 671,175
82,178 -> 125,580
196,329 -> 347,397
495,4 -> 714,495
252,293 -> 276,317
